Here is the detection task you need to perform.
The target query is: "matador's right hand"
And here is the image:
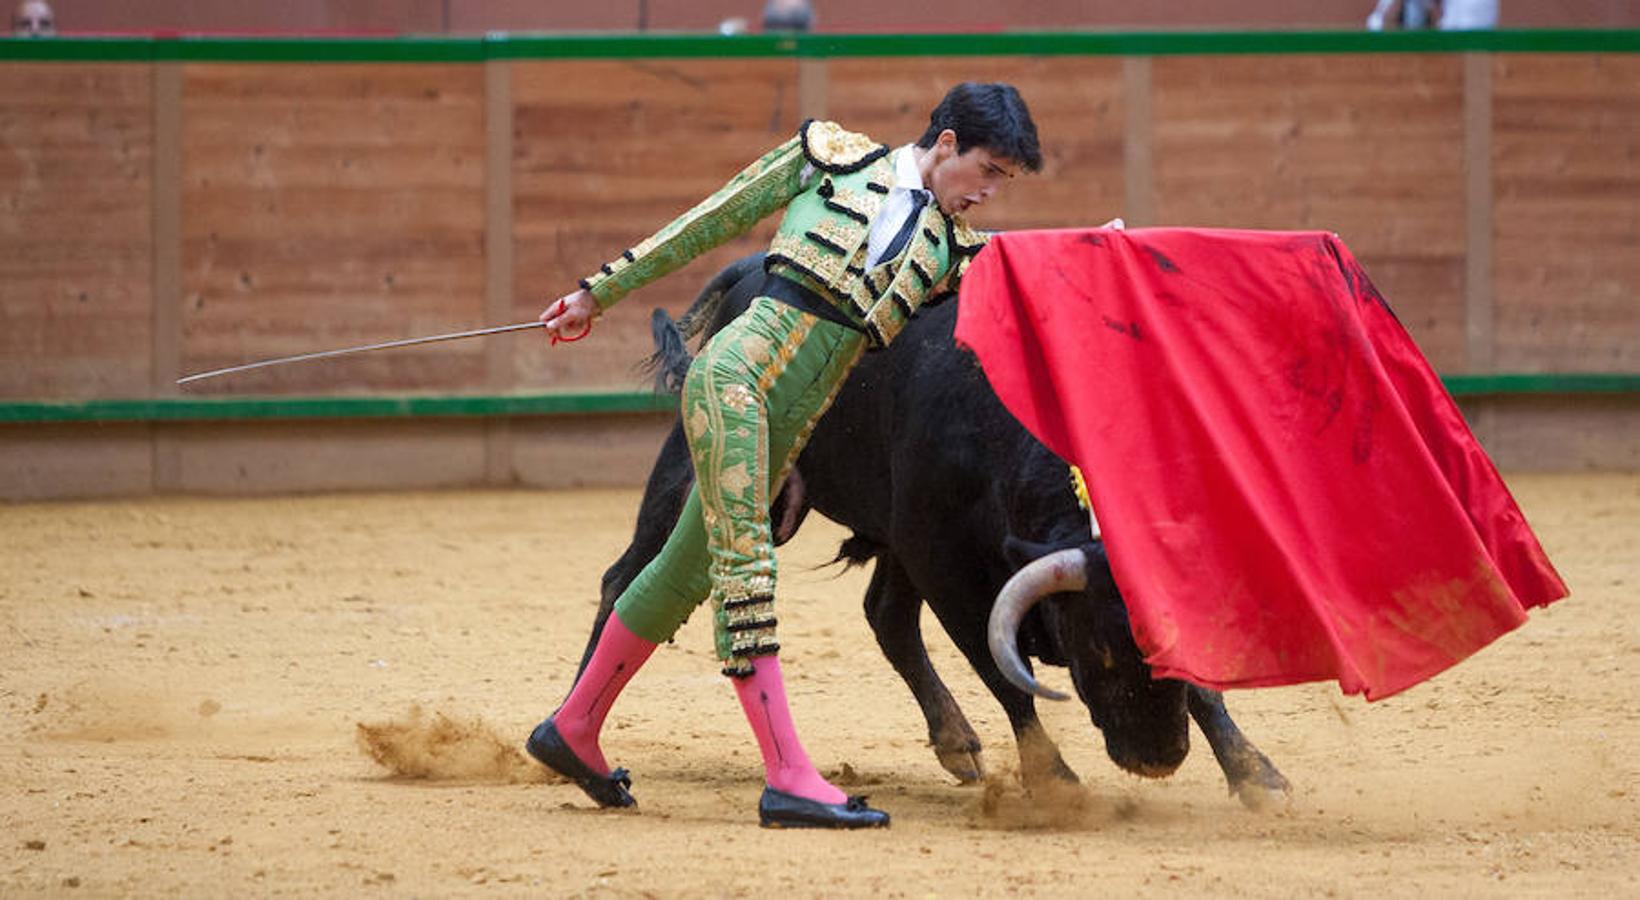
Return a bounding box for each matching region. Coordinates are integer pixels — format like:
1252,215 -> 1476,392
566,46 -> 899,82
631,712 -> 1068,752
541,289 -> 598,344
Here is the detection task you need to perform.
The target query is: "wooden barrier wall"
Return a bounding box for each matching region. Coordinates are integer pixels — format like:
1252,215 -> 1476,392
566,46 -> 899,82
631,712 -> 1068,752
1,34 -> 1637,497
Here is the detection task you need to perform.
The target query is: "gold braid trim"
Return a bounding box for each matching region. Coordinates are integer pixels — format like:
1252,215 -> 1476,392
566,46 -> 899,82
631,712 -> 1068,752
943,216 -> 991,294
719,592 -> 780,677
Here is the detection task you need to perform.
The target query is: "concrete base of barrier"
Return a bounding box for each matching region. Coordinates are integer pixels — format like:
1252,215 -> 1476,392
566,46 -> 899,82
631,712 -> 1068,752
1,413 -> 677,501
1465,394 -> 1640,473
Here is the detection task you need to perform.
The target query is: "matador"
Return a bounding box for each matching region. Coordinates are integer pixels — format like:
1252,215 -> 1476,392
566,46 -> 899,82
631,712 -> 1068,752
529,82 -> 1042,828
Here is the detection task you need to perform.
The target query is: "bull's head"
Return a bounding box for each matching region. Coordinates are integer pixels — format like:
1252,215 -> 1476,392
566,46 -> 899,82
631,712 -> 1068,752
989,540 -> 1190,778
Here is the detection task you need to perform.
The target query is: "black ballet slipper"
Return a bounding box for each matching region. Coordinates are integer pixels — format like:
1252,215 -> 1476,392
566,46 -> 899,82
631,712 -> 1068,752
757,786 -> 890,829
525,718 -> 635,809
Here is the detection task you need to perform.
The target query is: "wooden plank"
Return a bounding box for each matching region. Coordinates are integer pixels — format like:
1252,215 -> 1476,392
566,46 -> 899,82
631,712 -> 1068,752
1464,53 -> 1494,373
1152,53 -> 1469,371
1492,53 -> 1640,373
151,63 -> 182,395
510,58 -> 801,392
483,61 -> 516,388
0,64 -> 155,399
798,58 -> 828,122
484,59 -> 517,483
151,62 -> 184,491
179,64 -> 488,395
1123,57 -> 1154,227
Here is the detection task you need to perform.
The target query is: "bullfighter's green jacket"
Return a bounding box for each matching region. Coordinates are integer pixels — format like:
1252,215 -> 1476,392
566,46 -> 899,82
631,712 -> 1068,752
592,120 -> 991,675
578,119 -> 989,347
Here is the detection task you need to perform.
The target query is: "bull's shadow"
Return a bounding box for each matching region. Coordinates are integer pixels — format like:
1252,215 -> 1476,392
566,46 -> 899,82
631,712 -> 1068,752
582,254 -> 1290,810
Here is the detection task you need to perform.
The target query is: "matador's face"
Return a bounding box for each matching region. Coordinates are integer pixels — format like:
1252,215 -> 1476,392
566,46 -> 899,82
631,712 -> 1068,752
922,129 -> 1022,217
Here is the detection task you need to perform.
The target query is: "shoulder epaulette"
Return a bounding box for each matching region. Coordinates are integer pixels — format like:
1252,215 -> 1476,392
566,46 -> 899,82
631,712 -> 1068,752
798,119 -> 890,175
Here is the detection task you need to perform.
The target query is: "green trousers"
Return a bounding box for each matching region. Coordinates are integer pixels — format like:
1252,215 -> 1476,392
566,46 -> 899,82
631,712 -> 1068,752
613,297 -> 866,674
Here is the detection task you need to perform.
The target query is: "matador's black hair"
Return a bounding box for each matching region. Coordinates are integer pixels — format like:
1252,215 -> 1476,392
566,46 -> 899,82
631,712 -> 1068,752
915,82 -> 1043,173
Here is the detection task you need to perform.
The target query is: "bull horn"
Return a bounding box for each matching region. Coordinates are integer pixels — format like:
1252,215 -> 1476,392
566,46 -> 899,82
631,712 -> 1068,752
987,547 -> 1088,702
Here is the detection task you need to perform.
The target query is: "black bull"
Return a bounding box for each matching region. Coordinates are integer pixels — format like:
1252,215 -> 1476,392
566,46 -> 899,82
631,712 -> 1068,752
578,254 -> 1290,808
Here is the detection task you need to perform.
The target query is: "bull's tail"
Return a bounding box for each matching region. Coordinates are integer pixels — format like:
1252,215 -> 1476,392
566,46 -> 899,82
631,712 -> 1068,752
639,253 -> 763,396
829,534 -> 884,572
645,308 -> 692,396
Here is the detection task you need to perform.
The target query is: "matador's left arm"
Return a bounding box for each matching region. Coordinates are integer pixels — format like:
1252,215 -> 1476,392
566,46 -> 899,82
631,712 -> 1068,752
576,134 -> 808,312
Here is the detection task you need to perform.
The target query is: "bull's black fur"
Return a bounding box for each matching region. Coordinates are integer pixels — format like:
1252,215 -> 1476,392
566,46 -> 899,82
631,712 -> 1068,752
582,254 -> 1289,806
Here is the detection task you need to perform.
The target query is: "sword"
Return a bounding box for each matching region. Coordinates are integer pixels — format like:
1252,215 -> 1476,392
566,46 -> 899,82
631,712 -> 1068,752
176,321 -> 545,386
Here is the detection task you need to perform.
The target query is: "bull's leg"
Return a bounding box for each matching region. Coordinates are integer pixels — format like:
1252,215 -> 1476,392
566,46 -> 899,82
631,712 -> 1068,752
768,467 -> 809,547
1186,686 -> 1292,811
862,553 -> 985,784
915,577 -> 1080,791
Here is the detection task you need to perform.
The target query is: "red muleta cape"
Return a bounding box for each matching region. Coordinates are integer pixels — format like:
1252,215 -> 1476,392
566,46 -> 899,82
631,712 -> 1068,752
955,228 -> 1567,700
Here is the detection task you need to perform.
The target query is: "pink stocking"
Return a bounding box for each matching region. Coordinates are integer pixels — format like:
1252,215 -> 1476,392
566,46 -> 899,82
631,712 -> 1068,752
553,615 -> 657,774
732,656 -> 847,804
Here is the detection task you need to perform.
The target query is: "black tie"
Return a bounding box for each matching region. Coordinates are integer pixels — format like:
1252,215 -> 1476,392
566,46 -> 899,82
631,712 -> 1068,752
880,190 -> 929,263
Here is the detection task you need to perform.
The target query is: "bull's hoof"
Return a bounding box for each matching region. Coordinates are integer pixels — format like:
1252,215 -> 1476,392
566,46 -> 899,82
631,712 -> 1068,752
1220,745 -> 1292,812
1016,723 -> 1080,791
934,745 -> 985,784
1020,755 -> 1081,793
1230,769 -> 1293,812
1024,772 -> 1092,809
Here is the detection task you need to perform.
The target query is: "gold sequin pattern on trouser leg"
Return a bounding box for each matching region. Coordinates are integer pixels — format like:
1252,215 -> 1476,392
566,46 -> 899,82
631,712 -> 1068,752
771,334 -> 865,489
682,299 -> 813,665
614,298 -> 863,666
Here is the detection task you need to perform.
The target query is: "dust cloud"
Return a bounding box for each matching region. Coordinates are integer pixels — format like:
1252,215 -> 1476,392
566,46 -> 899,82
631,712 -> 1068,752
355,705 -> 552,784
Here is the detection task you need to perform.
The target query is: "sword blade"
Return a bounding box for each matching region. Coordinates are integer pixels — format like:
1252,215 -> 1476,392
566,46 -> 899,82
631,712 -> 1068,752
176,321 -> 545,386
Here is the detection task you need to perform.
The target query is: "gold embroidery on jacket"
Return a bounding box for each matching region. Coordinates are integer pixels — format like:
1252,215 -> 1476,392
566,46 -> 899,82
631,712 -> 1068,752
828,186 -> 882,222
806,218 -> 858,257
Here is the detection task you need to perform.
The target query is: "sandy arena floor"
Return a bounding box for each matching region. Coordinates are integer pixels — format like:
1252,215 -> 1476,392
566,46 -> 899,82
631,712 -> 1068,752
1,472 -> 1636,897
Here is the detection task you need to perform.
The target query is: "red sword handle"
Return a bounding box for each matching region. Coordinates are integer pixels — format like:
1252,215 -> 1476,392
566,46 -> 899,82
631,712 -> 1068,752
547,298 -> 594,346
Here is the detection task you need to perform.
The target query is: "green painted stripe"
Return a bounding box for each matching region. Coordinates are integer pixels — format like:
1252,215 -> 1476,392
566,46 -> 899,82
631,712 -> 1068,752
1443,373 -> 1640,397
791,28 -> 1640,58
0,375 -> 1632,424
2,29 -> 1636,64
152,37 -> 489,63
0,35 -> 492,63
0,37 -> 157,60
488,33 -> 803,60
0,392 -> 677,424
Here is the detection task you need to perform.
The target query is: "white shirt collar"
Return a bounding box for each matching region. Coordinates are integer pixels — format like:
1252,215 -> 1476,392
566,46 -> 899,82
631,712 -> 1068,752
893,144 -> 924,193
